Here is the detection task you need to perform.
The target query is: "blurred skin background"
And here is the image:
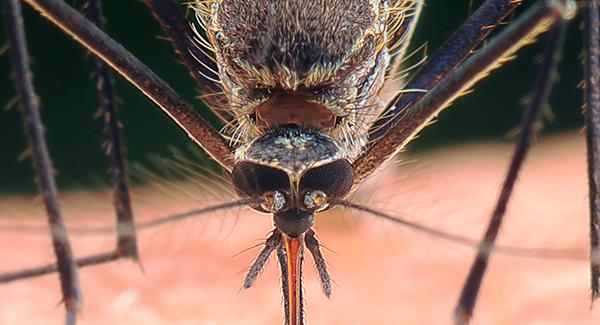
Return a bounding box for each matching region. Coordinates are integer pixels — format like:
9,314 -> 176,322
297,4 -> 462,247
0,1 -> 596,324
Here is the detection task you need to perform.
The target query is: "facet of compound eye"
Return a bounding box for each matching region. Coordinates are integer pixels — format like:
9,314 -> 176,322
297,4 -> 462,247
235,126 -> 345,180
303,190 -> 329,212
261,191 -> 287,213
299,159 -> 354,199
231,161 -> 291,199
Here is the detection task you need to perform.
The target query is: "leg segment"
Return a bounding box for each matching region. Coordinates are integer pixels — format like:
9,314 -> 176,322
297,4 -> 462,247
352,0 -> 575,186
0,198 -> 255,282
0,252 -> 118,282
85,0 -> 138,260
22,0 -> 234,171
143,0 -> 232,122
371,0 -> 523,141
584,0 -> 600,301
454,19 -> 567,325
3,0 -> 82,322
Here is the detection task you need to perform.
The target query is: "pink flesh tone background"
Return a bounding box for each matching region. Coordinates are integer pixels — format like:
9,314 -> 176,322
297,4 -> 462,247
1,132 -> 599,324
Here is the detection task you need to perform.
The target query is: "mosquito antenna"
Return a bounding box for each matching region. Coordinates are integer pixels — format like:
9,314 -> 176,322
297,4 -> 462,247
137,198 -> 257,230
0,197 -> 261,284
0,198 -> 259,237
331,199 -> 585,262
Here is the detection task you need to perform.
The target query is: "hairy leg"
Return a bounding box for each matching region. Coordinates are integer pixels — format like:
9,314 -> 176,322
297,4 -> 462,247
454,18 -> 567,325
353,0 -> 575,185
2,0 -> 81,322
143,0 -> 232,122
583,0 -> 600,301
22,0 -> 234,170
85,0 -> 139,260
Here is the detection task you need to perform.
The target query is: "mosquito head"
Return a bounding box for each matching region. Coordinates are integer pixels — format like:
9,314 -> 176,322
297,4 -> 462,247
231,126 -> 353,237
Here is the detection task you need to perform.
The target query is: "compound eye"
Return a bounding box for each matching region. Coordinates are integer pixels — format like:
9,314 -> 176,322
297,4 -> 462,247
232,161 -> 291,198
299,159 -> 354,200
303,190 -> 329,212
260,191 -> 287,213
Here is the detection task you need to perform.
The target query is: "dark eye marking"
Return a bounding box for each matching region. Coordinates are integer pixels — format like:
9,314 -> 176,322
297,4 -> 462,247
232,161 -> 290,198
299,159 -> 354,199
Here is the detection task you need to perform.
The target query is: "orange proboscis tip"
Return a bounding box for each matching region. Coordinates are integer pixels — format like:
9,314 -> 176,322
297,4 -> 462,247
284,235 -> 304,325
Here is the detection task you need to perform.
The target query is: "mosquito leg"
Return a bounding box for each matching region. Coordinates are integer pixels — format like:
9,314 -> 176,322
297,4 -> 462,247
22,0 -> 235,171
305,229 -> 332,298
584,0 -> 600,301
0,198 -> 256,283
84,0 -> 138,260
3,0 -> 82,321
143,0 -> 232,122
243,230 -> 281,289
373,0 -> 523,140
454,20 -> 567,325
352,0 -> 575,186
0,251 -> 118,282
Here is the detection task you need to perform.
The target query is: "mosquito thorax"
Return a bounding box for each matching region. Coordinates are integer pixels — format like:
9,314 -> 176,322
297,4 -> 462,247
209,0 -> 390,157
231,126 -> 354,237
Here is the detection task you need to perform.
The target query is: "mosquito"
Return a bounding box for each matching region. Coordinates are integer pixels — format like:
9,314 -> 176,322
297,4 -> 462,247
1,0 -> 597,324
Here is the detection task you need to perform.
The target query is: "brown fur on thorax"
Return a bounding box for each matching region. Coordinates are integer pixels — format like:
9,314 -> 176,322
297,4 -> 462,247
194,0 -> 420,158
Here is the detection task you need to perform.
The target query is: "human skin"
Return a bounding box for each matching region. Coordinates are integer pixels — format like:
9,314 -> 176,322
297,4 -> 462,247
1,132 -> 599,324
